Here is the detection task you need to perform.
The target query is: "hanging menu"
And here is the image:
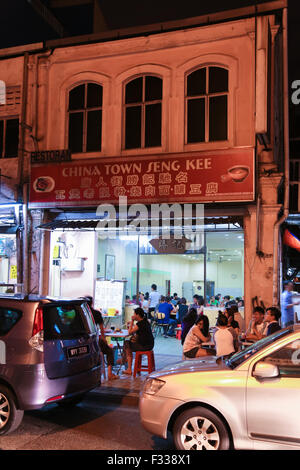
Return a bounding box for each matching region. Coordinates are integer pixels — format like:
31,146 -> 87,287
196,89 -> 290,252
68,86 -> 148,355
94,280 -> 125,314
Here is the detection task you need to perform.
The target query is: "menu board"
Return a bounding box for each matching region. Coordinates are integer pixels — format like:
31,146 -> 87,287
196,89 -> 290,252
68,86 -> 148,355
94,280 -> 125,314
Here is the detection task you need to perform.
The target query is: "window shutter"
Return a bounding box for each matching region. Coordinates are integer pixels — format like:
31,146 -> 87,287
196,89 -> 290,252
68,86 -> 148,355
0,86 -> 21,115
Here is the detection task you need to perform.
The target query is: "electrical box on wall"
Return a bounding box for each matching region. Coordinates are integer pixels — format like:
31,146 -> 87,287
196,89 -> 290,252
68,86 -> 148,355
61,258 -> 85,272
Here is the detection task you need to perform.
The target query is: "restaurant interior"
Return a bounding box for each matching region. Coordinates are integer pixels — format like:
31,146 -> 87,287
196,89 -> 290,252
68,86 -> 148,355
48,226 -> 245,332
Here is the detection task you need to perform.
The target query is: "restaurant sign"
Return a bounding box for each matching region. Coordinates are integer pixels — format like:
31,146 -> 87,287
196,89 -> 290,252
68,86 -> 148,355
149,236 -> 192,254
31,149 -> 71,164
29,148 -> 254,208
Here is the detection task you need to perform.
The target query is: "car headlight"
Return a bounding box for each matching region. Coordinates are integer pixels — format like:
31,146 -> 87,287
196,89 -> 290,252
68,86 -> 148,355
143,378 -> 166,395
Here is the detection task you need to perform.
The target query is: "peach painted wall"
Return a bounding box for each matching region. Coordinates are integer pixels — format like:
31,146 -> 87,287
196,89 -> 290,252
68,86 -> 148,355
28,17 -> 256,167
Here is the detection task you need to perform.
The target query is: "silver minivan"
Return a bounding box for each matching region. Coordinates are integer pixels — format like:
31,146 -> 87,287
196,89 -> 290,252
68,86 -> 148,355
0,295 -> 101,435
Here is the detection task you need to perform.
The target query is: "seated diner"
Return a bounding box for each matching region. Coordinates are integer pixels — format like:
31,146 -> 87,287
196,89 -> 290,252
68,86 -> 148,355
122,307 -> 154,376
183,315 -> 213,358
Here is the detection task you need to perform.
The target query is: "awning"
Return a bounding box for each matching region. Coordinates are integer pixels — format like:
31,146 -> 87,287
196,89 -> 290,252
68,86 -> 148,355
0,205 -> 20,234
37,211 -> 244,233
0,225 -> 19,234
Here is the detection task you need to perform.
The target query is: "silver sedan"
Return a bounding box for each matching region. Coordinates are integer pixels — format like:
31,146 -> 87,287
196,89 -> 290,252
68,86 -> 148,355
139,326 -> 300,450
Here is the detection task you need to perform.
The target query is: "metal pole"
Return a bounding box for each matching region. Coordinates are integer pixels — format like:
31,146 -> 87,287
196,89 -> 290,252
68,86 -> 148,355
23,184 -> 29,294
136,235 -> 140,298
204,231 -> 207,305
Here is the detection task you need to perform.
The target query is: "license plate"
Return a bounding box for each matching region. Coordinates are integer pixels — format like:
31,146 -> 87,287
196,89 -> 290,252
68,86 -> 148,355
67,345 -> 89,358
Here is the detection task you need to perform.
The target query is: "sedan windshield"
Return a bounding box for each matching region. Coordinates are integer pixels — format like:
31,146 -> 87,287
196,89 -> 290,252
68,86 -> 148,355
226,328 -> 292,369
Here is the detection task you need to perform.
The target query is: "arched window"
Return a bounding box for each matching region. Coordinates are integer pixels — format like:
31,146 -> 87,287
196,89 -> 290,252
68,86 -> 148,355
186,66 -> 228,143
124,75 -> 162,149
0,80 -> 6,105
68,82 -> 102,153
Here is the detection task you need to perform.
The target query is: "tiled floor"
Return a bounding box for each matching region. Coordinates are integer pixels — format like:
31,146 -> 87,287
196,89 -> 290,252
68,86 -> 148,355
95,334 -> 183,397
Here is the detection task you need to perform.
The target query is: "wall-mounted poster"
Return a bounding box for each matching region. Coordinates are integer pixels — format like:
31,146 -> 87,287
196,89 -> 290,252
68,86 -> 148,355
94,280 -> 125,314
10,265 -> 17,279
105,254 -> 115,280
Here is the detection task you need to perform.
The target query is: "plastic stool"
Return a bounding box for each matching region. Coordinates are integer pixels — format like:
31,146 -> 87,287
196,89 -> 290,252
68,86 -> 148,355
176,324 -> 181,340
133,350 -> 155,377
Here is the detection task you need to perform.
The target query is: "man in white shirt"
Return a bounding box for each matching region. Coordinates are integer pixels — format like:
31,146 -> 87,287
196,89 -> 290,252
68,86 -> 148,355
245,306 -> 266,342
148,284 -> 161,319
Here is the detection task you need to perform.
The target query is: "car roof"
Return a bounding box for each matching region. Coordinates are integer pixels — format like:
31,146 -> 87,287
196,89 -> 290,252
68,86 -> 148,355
0,294 -> 87,303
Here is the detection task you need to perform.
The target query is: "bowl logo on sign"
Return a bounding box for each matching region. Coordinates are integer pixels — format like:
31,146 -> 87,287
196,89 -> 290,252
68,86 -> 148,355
221,166 -> 250,183
33,176 -> 55,193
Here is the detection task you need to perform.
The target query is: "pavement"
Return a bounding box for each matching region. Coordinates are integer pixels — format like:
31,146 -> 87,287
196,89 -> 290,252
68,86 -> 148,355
90,334 -> 183,406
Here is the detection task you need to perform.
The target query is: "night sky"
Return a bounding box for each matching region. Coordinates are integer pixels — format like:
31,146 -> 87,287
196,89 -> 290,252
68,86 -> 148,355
0,0 -> 286,48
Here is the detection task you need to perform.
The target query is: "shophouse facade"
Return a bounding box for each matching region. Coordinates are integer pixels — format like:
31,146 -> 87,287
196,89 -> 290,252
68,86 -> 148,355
0,1 -> 288,328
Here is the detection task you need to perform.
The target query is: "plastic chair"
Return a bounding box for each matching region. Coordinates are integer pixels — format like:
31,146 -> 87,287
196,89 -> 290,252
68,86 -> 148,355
133,350 -> 155,377
153,312 -> 169,337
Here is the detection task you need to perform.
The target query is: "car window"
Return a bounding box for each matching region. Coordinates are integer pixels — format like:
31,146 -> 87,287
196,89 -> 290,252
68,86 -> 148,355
43,303 -> 94,340
0,307 -> 22,336
81,302 -> 97,334
227,328 -> 291,369
261,339 -> 300,378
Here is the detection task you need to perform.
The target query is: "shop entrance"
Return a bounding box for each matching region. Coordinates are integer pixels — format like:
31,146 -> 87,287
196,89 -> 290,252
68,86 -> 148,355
48,225 -> 245,361
49,229 -> 244,311
0,234 -> 18,293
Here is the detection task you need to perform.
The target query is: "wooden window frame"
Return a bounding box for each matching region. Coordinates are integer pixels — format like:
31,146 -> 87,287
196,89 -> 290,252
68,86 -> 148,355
123,75 -> 162,150
68,82 -> 103,154
185,66 -> 229,144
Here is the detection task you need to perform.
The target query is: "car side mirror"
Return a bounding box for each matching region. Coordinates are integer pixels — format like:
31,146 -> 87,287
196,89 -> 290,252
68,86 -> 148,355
253,361 -> 280,380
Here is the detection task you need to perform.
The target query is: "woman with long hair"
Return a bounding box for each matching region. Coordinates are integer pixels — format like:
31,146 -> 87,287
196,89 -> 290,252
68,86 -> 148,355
225,305 -> 240,334
183,314 -> 212,358
181,307 -> 198,345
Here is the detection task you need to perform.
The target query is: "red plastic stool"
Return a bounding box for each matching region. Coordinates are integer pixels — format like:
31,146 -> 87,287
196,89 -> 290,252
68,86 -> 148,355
133,350 -> 155,377
176,324 -> 181,340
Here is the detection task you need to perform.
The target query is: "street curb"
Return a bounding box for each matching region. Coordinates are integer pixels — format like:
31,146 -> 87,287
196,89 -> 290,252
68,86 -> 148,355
88,388 -> 140,407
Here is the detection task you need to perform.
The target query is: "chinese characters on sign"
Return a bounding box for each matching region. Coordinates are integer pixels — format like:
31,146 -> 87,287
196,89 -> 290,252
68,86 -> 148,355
149,237 -> 192,254
29,148 -> 254,207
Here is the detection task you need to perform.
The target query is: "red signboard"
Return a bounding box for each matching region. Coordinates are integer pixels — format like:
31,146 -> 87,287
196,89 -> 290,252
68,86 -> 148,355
29,148 -> 254,208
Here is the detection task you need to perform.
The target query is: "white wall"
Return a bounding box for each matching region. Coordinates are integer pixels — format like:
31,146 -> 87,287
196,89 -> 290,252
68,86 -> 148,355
49,231 -> 96,298
97,237 -> 138,296
140,255 -> 243,299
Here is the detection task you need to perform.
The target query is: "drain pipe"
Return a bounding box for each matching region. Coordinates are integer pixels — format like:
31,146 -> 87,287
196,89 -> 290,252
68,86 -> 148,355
33,47 -> 54,295
19,52 -> 29,295
272,7 -> 289,305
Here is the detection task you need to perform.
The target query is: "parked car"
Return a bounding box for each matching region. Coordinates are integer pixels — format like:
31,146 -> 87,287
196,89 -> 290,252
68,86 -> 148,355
0,295 -> 101,435
140,325 -> 300,450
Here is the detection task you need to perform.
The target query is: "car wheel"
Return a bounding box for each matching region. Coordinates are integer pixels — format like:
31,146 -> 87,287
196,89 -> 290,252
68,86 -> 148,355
58,394 -> 86,407
173,406 -> 230,450
0,385 -> 24,435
